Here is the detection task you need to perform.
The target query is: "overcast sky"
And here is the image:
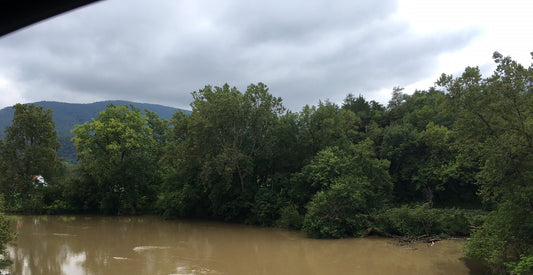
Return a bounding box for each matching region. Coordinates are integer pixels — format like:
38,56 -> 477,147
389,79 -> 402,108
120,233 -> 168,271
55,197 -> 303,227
0,0 -> 532,111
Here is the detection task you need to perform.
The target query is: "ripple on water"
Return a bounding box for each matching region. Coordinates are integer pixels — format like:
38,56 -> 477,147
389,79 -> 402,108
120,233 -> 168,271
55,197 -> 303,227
52,233 -> 78,237
171,265 -> 221,275
132,245 -> 172,252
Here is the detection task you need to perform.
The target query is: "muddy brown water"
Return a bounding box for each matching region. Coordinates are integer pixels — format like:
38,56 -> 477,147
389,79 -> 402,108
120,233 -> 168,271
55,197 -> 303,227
5,215 -> 485,274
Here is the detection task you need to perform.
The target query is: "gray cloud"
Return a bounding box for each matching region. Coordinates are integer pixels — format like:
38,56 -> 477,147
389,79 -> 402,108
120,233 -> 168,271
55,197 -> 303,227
0,0 -> 477,111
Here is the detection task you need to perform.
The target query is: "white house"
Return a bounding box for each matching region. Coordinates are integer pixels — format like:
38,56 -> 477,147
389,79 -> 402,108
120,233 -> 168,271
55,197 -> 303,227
32,175 -> 47,187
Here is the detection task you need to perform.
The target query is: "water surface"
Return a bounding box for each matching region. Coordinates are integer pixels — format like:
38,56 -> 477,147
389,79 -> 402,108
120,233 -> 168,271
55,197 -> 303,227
7,215 -> 480,274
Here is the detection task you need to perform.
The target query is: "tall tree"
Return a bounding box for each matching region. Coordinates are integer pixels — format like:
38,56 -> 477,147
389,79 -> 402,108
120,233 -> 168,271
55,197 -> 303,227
189,83 -> 283,191
161,83 -> 285,221
72,104 -> 158,214
438,52 -> 533,273
342,94 -> 371,129
0,104 -> 61,211
301,139 -> 392,238
298,101 -> 363,158
412,123 -> 455,205
381,123 -> 420,202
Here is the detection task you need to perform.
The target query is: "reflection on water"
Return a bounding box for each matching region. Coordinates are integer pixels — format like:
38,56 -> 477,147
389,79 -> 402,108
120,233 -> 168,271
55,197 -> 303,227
6,215 -> 482,275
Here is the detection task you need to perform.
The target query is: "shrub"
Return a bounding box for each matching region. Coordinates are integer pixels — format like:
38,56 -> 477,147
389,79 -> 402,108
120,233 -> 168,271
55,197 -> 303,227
248,188 -> 280,226
376,204 -> 475,237
156,183 -> 204,218
0,197 -> 14,268
277,203 -> 303,230
45,199 -> 74,214
302,181 -> 371,238
376,205 -> 415,236
508,254 -> 533,275
438,209 -> 470,236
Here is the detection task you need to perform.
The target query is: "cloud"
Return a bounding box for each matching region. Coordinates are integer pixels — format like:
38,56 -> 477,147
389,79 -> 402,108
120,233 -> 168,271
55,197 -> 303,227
0,0 -> 477,111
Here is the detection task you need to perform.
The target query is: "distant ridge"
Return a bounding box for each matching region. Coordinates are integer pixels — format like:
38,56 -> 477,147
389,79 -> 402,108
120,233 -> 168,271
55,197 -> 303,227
0,100 -> 191,163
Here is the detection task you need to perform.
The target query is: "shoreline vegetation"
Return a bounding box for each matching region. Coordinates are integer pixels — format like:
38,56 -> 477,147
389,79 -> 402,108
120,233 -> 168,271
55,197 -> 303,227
1,52 -> 533,274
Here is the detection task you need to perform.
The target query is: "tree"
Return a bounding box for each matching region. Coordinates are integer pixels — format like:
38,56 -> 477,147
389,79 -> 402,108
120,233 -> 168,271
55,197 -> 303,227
72,104 -> 158,214
438,52 -> 533,273
157,111 -> 207,218
412,123 -> 455,205
160,83 -> 285,222
381,123 -> 420,202
342,94 -> 371,128
270,111 -> 304,174
381,107 -> 473,205
297,101 -> 362,158
0,104 -> 61,212
342,93 -> 387,132
301,139 -> 392,238
189,83 -> 283,191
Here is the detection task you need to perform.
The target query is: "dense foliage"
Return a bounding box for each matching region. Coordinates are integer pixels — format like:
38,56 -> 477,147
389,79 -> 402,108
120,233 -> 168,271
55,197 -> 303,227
438,52 -> 533,274
0,197 -> 14,268
71,104 -> 162,214
0,104 -> 63,212
1,53 -> 532,273
0,100 -> 186,163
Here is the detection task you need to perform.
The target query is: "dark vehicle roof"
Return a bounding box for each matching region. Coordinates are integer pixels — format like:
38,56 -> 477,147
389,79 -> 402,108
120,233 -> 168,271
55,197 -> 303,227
0,0 -> 100,37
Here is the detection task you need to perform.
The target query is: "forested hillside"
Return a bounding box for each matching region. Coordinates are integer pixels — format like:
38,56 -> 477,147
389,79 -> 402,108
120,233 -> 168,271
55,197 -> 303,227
0,101 -> 190,163
1,53 -> 532,274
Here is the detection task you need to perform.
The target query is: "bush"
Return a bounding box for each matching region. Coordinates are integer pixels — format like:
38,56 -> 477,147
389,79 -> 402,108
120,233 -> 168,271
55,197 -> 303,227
277,203 -> 303,230
375,205 -> 415,236
438,209 -> 470,236
156,183 -> 204,218
508,254 -> 533,275
298,140 -> 393,239
208,184 -> 253,222
302,181 -> 371,238
376,204 -> 474,237
45,199 -> 74,214
248,188 -> 280,226
0,197 -> 14,268
466,201 -> 533,274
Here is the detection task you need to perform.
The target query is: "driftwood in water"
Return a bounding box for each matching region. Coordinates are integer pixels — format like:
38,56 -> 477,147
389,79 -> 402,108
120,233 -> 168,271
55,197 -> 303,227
396,234 -> 442,246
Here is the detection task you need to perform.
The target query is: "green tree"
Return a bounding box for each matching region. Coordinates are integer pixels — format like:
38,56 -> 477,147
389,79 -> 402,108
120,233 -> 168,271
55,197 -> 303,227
438,52 -> 533,273
0,197 -> 14,268
415,123 -> 478,206
270,111 -> 305,174
381,122 -> 473,205
342,93 -> 387,132
297,101 -> 363,158
342,94 -> 371,129
381,123 -> 420,202
385,85 -> 456,133
72,104 -> 158,214
412,123 -> 455,205
189,83 -> 283,191
160,83 -> 285,222
157,111 -> 207,218
301,139 -> 392,238
0,104 -> 62,212
387,87 -> 409,122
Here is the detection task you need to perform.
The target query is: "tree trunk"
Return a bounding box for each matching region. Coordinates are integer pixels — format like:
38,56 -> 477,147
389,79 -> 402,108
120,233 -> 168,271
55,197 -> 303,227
423,186 -> 434,207
130,202 -> 137,215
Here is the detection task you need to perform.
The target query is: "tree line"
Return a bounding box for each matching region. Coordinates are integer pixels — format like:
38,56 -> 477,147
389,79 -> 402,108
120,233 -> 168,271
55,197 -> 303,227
0,53 -> 532,273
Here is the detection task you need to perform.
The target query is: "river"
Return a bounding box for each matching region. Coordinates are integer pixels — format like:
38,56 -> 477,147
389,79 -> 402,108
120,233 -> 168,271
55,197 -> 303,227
5,215 -> 485,275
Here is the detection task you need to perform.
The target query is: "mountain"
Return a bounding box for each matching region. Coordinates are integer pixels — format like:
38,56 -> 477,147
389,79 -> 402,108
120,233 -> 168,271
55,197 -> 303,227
0,100 -> 191,164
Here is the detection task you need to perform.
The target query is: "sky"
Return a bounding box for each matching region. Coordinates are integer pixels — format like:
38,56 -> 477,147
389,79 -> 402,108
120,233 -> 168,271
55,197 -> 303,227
0,0 -> 532,111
